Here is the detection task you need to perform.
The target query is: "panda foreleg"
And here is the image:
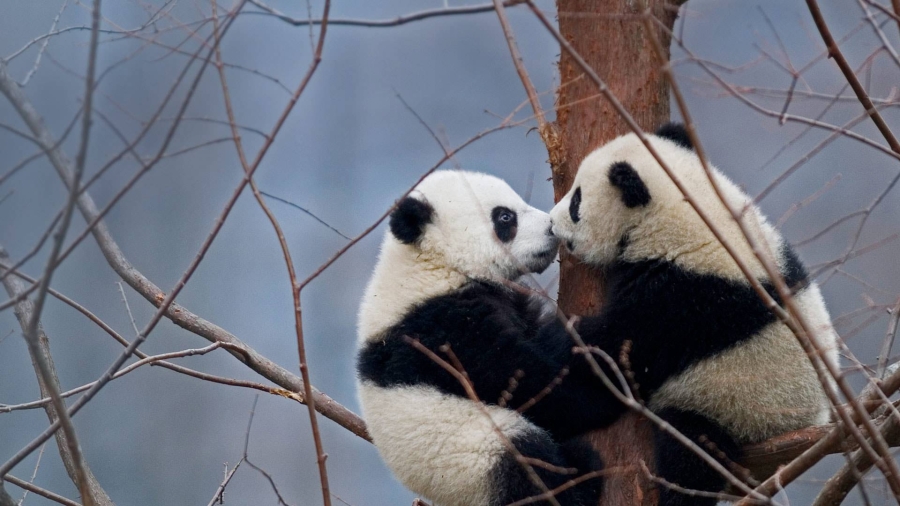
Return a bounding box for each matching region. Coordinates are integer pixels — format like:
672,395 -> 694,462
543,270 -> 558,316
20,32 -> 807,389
652,408 -> 741,506
497,430 -> 604,506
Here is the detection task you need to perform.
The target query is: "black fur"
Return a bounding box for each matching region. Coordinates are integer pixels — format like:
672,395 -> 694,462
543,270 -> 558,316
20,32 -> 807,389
493,431 -> 604,506
491,206 -> 518,243
653,408 -> 741,506
555,258 -> 786,402
781,242 -> 809,291
389,196 -> 434,244
357,281 -> 622,441
569,187 -> 582,223
608,162 -> 651,208
655,123 -> 694,150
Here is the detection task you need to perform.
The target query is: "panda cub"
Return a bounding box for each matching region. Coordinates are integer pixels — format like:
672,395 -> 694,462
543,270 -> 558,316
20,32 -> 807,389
548,124 -> 840,505
356,170 -> 607,506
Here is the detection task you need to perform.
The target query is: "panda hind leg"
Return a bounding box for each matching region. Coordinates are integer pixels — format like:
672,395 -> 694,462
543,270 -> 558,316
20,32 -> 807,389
653,408 -> 742,506
495,431 -> 604,506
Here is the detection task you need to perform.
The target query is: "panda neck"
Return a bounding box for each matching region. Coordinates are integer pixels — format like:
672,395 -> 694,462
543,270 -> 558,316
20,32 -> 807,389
358,238 -> 469,341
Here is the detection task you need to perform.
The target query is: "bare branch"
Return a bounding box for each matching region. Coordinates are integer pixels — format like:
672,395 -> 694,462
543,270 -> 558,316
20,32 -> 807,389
0,247 -> 111,505
246,0 -> 525,28
805,0 -> 900,154
206,460 -> 243,506
208,0 -> 333,502
16,443 -> 46,506
812,414 -> 900,506
259,191 -> 350,240
2,475 -> 80,506
491,0 -> 563,172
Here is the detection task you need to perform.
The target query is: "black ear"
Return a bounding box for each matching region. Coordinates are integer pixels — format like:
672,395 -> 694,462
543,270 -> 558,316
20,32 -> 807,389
609,162 -> 651,208
389,196 -> 434,244
655,122 -> 693,150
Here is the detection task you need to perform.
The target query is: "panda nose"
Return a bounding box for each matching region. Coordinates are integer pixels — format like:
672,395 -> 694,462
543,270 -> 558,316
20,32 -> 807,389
546,225 -> 555,237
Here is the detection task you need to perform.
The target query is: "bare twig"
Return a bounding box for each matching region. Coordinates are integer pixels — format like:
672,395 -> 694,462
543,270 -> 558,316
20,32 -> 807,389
805,0 -> 900,154
744,366 -> 900,501
208,0 -> 333,502
2,475 -> 80,506
812,414 -> 900,506
206,460 -> 243,506
17,443 -> 46,506
0,343 -> 243,413
258,191 -> 350,240
241,397 -> 294,506
0,249 -> 112,506
878,299 -> 900,379
0,263 -> 306,413
18,0 -> 68,86
246,0 -> 524,28
0,1 -> 261,478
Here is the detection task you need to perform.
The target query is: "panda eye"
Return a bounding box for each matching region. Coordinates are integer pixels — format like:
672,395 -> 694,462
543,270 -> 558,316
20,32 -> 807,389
490,206 -> 518,243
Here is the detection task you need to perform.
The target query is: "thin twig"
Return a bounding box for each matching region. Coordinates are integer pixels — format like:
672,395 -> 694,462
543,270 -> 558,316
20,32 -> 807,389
2,475 -> 80,506
18,0 -> 68,86
0,248 -> 111,506
246,0 -> 525,28
805,0 -> 900,154
208,0 -> 333,502
206,460 -> 243,506
878,299 -> 900,378
16,443 -> 46,506
241,397 -> 294,506
258,191 -> 350,240
0,0 -> 253,478
3,5 -> 104,493
491,0 -> 563,172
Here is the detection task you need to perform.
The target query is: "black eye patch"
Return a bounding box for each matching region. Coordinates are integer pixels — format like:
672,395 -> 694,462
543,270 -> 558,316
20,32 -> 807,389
491,206 -> 518,243
569,187 -> 581,223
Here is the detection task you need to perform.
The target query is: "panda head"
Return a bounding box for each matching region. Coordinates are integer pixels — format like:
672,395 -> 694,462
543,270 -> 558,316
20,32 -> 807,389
549,123 -> 773,275
388,170 -> 558,281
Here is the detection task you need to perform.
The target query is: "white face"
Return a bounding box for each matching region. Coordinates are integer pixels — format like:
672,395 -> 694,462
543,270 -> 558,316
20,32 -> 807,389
549,135 -> 665,266
396,170 -> 558,281
549,131 -> 778,279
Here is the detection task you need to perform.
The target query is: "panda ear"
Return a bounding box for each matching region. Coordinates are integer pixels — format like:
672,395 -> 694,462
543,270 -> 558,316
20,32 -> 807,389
655,122 -> 693,150
609,162 -> 651,208
389,196 -> 434,244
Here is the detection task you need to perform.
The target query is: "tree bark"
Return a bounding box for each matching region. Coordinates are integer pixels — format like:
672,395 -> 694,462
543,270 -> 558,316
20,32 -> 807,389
553,2 -> 681,504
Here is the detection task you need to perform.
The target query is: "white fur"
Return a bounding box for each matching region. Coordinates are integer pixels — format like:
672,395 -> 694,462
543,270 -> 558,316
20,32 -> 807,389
360,382 -> 537,506
649,284 -> 839,442
357,170 -> 558,503
550,133 -> 840,442
359,170 -> 556,341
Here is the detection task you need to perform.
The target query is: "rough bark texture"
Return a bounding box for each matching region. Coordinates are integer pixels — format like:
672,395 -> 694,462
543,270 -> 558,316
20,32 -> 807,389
553,2 -> 681,505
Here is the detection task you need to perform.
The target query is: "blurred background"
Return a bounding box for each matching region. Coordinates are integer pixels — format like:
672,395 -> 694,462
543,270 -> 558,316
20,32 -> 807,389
1,0 -> 898,504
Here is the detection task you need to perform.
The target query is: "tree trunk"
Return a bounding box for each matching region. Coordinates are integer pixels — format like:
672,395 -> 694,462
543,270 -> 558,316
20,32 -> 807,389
553,2 -> 682,505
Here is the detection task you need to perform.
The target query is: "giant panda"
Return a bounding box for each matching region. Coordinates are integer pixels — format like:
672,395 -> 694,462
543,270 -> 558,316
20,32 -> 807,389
356,170 -> 610,506
546,124 -> 840,506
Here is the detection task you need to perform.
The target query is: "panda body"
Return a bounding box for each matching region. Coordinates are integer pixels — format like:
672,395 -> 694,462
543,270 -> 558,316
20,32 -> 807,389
548,125 -> 839,505
357,171 -> 606,506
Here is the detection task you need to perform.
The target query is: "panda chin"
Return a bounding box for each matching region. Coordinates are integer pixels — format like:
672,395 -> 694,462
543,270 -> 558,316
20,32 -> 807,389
527,248 -> 558,274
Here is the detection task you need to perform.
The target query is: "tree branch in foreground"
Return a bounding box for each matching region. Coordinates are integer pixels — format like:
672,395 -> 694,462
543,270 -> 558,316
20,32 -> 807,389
0,248 -> 113,506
